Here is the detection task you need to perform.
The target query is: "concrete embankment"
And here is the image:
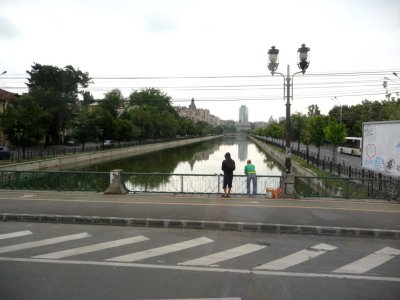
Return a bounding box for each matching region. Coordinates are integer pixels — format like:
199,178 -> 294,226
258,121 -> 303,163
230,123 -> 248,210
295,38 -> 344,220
249,136 -> 317,177
0,135 -> 222,171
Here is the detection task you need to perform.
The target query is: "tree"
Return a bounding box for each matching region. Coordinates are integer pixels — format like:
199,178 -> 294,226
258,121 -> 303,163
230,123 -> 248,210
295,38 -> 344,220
0,95 -> 51,152
307,104 -> 321,117
26,63 -> 91,145
129,88 -> 176,115
127,88 -> 180,139
98,89 -> 126,118
291,112 -> 307,151
307,115 -> 326,159
115,118 -> 135,142
324,118 -> 347,163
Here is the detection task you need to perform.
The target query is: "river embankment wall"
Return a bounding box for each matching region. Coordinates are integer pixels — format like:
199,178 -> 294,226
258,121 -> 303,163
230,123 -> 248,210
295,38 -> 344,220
249,136 -> 317,177
0,136 -> 222,172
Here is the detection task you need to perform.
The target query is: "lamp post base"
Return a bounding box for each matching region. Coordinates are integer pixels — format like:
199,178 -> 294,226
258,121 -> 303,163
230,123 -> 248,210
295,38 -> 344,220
283,174 -> 295,196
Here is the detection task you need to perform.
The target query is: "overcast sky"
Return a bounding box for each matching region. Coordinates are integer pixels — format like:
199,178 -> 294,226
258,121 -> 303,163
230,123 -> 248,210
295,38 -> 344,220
1,0 -> 400,122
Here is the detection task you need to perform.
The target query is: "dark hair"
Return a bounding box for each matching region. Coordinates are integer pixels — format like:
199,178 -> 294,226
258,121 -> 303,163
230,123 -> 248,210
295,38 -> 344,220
224,152 -> 231,159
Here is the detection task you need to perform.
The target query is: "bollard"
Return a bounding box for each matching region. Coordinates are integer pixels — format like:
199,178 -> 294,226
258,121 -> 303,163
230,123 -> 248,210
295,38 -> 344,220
104,169 -> 128,195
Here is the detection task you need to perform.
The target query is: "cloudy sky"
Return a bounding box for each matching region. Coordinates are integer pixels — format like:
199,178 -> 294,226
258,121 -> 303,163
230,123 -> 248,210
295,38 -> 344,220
1,0 -> 400,122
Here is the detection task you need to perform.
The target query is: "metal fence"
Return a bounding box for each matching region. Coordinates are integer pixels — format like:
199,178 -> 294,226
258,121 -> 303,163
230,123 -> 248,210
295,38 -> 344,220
0,170 -> 398,200
0,170 -> 282,195
295,176 -> 400,200
252,135 -> 397,181
121,173 -> 282,194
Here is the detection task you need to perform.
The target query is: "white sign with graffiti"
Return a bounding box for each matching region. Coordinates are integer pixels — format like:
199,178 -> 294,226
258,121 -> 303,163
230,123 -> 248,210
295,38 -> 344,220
362,121 -> 400,177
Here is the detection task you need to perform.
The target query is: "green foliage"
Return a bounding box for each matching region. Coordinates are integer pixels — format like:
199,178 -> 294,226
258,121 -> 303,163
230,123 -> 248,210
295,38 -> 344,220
324,119 -> 347,145
307,115 -> 326,148
129,88 -> 176,115
25,63 -> 92,144
307,104 -> 321,117
291,112 -> 307,150
98,89 -> 126,118
265,122 -> 284,139
0,95 -> 52,147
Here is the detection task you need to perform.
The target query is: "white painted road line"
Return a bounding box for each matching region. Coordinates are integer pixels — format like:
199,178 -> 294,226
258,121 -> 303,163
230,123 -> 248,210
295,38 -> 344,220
333,247 -> 400,274
0,233 -> 91,254
0,230 -> 32,240
107,237 -> 213,262
180,244 -> 266,266
33,236 -> 149,259
254,243 -> 337,270
144,297 -> 242,300
1,256 -> 399,283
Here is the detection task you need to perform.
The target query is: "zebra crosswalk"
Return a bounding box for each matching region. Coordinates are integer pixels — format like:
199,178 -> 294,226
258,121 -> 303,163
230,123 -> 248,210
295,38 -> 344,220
254,243 -> 337,270
0,229 -> 399,279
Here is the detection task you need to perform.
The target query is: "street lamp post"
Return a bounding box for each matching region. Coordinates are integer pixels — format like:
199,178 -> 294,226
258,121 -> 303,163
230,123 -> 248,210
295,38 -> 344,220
99,128 -> 104,149
384,76 -> 400,86
14,127 -> 23,161
267,44 -> 310,176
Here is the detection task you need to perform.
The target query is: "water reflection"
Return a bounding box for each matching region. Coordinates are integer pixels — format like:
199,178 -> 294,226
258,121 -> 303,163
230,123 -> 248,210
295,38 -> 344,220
66,136 -> 283,176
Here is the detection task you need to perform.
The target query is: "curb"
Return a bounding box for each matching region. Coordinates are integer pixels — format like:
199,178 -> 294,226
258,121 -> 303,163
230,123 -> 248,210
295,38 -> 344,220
1,213 -> 399,239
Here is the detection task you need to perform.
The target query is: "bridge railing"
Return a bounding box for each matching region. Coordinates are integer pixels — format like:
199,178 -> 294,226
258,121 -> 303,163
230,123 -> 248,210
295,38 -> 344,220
0,170 -> 282,195
121,173 -> 282,194
0,170 -> 398,200
295,176 -> 400,200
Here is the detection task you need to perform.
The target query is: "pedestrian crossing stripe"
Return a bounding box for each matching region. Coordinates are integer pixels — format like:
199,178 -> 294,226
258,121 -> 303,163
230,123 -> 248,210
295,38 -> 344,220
107,237 -> 213,262
0,230 -> 32,240
180,244 -> 266,266
253,243 -> 337,270
333,247 -> 400,274
33,236 -> 149,259
0,231 -> 399,278
0,232 -> 91,254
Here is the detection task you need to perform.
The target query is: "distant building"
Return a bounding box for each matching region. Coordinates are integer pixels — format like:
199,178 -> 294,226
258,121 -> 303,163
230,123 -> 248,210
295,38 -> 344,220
236,105 -> 251,132
268,116 -> 275,123
254,121 -> 267,128
239,105 -> 248,123
175,98 -> 221,127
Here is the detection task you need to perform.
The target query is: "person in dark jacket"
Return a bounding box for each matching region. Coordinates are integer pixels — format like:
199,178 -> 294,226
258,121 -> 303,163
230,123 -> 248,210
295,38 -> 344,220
221,152 -> 235,198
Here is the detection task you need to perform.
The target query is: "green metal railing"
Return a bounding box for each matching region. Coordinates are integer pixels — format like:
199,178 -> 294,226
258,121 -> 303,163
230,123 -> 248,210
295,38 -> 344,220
0,170 -> 398,200
295,176 -> 400,200
0,170 -> 282,195
0,170 -> 109,192
121,173 -> 282,194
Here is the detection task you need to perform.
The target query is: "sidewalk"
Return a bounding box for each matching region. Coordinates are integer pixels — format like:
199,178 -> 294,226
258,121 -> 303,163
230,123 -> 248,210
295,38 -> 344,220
0,190 -> 399,239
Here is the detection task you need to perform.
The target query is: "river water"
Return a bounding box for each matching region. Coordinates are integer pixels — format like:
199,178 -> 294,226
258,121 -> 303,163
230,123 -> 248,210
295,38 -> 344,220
64,136 -> 283,176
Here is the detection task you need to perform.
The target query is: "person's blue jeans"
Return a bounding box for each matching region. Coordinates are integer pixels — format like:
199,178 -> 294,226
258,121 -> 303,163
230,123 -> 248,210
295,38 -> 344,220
246,174 -> 257,195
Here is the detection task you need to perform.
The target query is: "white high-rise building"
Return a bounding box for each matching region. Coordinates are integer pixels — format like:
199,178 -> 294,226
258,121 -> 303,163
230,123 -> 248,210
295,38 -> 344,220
239,105 -> 248,123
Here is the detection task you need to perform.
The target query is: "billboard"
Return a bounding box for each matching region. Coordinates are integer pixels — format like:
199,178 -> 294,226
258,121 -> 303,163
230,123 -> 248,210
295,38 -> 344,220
362,120 -> 400,177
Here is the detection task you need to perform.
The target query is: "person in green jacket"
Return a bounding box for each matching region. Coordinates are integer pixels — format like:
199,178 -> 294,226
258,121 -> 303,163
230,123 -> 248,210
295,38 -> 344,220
244,159 -> 257,195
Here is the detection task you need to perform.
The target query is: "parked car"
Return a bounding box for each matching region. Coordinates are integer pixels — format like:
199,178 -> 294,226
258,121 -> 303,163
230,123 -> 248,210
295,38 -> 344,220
103,140 -> 115,148
66,139 -> 79,146
0,146 -> 11,160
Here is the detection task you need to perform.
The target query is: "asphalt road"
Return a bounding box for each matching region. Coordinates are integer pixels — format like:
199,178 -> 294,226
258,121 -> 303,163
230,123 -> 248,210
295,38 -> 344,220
1,222 -> 399,300
1,191 -> 399,232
